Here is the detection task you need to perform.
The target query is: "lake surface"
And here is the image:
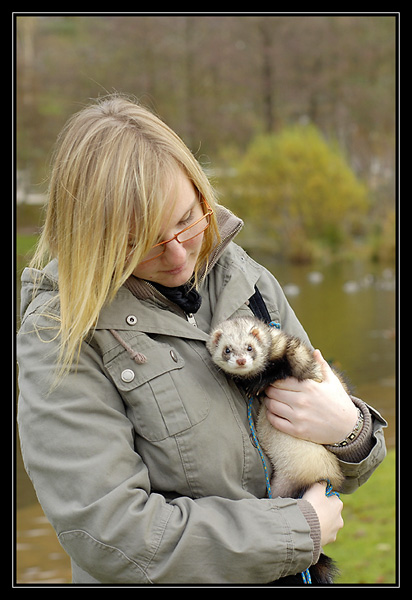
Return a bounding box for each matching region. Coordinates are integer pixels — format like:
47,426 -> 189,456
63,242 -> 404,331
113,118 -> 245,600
260,258 -> 396,386
15,257 -> 396,584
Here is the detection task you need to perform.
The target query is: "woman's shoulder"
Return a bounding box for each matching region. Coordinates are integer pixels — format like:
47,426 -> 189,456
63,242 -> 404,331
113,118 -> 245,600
215,241 -> 260,272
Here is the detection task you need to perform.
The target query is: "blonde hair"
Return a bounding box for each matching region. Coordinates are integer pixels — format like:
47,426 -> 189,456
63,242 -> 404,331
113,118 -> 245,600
30,94 -> 220,381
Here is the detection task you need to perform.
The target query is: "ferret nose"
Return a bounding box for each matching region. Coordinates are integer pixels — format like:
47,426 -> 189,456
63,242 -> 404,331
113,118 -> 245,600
236,357 -> 247,366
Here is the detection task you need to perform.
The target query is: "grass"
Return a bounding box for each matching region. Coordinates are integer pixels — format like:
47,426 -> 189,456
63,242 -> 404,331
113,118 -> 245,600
325,448 -> 397,584
16,233 -> 38,261
16,203 -> 43,272
16,234 -> 39,317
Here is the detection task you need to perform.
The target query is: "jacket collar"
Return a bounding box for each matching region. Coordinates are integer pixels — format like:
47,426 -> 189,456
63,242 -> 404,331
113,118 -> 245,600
204,204 -> 244,274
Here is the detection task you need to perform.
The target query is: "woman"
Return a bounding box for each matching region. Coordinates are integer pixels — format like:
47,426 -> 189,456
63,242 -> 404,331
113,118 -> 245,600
17,95 -> 386,584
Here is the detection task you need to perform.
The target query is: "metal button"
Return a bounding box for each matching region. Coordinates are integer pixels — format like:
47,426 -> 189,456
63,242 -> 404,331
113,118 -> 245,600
121,369 -> 135,383
126,315 -> 137,326
170,350 -> 178,363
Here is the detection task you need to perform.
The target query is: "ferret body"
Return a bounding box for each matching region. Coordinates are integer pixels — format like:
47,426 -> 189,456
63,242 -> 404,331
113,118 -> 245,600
207,316 -> 346,584
207,316 -> 345,498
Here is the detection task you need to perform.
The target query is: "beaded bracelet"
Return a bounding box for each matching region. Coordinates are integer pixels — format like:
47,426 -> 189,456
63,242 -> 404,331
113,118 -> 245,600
331,408 -> 364,447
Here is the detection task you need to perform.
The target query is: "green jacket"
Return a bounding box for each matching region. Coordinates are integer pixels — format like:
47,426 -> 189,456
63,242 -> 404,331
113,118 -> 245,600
17,207 -> 386,584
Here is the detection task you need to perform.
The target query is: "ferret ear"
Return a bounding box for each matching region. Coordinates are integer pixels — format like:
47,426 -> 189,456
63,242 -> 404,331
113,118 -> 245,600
250,327 -> 262,341
210,330 -> 223,347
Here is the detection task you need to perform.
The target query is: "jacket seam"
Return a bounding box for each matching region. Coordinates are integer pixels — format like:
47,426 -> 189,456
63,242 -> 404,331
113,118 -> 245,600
174,434 -> 196,497
144,503 -> 175,578
58,528 -> 153,583
269,505 -> 299,579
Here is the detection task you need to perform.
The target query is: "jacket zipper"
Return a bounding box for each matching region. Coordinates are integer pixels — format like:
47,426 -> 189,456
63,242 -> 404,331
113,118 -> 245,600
186,312 -> 197,326
143,281 -> 198,327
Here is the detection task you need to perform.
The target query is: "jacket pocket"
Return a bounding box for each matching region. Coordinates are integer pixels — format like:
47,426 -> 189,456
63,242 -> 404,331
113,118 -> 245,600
105,342 -> 210,442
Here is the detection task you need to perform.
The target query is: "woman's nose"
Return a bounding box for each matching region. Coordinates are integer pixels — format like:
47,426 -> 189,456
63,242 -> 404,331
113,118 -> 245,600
162,238 -> 187,265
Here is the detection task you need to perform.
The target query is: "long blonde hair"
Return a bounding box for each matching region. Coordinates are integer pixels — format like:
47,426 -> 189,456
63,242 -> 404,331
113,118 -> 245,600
30,94 -> 220,380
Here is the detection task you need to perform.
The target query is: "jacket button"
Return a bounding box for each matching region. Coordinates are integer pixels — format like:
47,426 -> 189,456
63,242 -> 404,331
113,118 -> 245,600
170,350 -> 178,363
121,369 -> 135,383
126,315 -> 137,326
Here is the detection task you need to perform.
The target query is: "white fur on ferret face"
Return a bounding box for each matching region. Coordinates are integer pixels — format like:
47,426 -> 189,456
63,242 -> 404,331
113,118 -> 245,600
207,317 -> 271,378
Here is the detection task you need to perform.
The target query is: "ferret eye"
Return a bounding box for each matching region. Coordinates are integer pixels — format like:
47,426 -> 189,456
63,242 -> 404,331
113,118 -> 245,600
224,347 -> 231,354
247,345 -> 253,352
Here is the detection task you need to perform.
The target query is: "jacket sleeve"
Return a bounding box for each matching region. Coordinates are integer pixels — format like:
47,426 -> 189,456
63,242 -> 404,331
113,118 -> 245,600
17,310 -> 316,584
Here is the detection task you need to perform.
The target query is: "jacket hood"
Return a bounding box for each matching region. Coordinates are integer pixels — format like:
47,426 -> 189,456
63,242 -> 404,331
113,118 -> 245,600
19,205 -> 243,321
20,259 -> 59,320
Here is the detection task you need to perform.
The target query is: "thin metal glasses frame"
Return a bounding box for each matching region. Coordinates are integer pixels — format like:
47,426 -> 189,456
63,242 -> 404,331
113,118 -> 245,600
138,199 -> 214,265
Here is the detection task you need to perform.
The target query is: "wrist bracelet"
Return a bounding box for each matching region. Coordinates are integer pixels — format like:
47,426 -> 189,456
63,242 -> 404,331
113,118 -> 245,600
331,408 -> 364,447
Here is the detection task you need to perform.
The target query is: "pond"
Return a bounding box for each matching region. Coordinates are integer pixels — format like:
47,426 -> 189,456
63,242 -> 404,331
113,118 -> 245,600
15,257 -> 396,584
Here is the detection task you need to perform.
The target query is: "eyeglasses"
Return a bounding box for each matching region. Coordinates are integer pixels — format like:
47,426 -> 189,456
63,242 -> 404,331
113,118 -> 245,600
138,199 -> 214,265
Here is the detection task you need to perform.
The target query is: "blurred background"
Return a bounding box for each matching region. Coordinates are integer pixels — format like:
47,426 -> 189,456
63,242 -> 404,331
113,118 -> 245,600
15,14 -> 397,585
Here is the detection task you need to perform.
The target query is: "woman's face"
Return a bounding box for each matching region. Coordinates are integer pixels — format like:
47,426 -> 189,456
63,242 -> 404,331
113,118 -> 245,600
131,171 -> 205,287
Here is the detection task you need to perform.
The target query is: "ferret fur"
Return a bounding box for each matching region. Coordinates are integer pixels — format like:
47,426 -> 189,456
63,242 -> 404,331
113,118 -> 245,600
207,316 -> 345,498
207,316 -> 347,584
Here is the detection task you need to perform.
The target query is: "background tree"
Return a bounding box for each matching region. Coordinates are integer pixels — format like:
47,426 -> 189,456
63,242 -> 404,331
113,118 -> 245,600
15,14 -> 397,261
222,124 -> 369,262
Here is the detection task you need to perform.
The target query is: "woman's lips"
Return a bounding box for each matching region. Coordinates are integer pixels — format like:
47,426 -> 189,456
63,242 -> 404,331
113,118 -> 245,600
162,263 -> 187,275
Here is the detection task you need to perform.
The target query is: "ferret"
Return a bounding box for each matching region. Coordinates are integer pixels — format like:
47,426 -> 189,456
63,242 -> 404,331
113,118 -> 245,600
207,316 -> 348,584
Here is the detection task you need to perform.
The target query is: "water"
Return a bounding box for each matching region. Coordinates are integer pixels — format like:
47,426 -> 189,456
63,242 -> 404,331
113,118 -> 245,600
15,258 -> 396,584
262,259 -> 396,389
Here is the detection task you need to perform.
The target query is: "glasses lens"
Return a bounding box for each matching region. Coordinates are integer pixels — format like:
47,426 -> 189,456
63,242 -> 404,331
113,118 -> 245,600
139,208 -> 211,264
177,213 -> 210,243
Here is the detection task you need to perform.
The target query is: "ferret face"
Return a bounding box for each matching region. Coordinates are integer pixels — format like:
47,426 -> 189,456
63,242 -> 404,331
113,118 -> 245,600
215,338 -> 259,376
207,318 -> 270,378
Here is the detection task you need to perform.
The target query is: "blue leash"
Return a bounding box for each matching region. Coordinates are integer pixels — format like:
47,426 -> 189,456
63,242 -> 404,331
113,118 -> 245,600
247,390 -> 340,584
247,319 -> 341,584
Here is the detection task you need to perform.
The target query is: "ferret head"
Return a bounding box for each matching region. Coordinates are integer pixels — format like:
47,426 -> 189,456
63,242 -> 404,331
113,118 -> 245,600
207,317 -> 271,378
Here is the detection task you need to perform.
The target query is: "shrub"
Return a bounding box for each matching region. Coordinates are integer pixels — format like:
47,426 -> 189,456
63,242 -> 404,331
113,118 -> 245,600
222,124 -> 369,261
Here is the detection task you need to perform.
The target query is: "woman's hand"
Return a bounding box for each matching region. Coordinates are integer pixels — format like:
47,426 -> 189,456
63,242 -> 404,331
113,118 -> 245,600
263,349 -> 358,445
302,481 -> 344,546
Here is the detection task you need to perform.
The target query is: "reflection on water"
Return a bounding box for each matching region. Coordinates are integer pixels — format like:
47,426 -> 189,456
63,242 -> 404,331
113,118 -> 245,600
16,503 -> 71,584
15,258 -> 396,584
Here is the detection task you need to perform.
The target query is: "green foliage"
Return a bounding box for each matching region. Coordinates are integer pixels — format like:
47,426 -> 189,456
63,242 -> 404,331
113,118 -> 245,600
16,15 -> 395,264
326,449 -> 397,584
369,208 -> 396,263
16,16 -> 396,187
223,124 -> 369,262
